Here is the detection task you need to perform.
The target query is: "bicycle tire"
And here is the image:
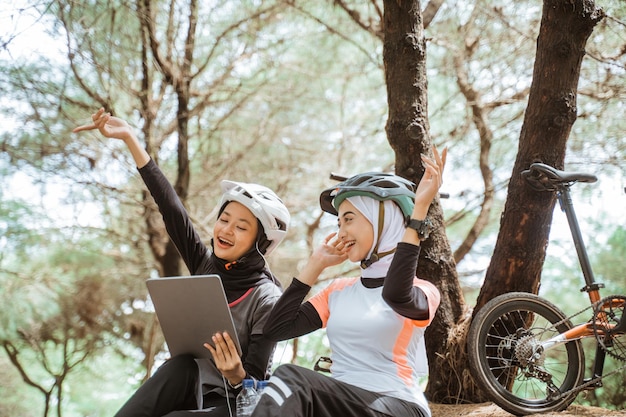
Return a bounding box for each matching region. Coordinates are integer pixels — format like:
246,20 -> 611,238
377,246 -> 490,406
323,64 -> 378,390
467,292 -> 585,416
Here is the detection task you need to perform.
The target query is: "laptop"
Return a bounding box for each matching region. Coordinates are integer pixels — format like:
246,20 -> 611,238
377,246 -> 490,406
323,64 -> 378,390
146,274 -> 242,359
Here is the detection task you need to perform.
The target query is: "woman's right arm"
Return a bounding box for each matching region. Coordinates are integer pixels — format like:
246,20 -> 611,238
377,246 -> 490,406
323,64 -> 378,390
73,108 -> 150,168
73,109 -> 208,272
262,232 -> 349,340
137,160 -> 208,273
262,278 -> 322,341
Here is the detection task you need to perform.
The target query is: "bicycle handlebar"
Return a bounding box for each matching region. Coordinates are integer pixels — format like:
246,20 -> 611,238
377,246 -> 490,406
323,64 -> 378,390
521,163 -> 597,192
329,173 -> 349,182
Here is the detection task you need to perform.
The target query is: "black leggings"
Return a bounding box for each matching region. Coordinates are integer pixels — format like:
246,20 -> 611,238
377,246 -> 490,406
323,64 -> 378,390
250,364 -> 429,417
114,354 -> 236,417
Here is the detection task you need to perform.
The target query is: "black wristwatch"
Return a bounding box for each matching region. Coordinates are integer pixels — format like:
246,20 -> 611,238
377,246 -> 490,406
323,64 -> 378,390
407,217 -> 433,241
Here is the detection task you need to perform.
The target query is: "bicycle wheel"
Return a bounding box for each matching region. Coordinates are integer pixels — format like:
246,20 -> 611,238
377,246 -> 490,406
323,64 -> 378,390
467,292 -> 585,416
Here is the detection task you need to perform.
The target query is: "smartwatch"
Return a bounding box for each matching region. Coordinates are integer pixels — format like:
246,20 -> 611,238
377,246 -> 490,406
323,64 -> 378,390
407,217 -> 433,241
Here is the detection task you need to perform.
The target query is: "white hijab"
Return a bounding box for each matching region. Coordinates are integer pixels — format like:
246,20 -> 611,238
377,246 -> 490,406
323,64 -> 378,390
347,196 -> 429,376
346,196 -> 406,279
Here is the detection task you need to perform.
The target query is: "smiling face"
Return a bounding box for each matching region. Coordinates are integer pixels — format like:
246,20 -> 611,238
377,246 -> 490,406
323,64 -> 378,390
213,201 -> 259,262
336,199 -> 374,263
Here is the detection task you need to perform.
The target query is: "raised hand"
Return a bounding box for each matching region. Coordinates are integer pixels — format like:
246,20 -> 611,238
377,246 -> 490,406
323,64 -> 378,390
413,145 -> 447,217
72,108 -> 133,142
311,232 -> 350,268
296,232 -> 349,286
72,107 -> 150,168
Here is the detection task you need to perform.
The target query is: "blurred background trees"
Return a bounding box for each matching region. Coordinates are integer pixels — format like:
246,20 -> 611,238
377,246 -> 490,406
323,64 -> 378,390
0,0 -> 624,415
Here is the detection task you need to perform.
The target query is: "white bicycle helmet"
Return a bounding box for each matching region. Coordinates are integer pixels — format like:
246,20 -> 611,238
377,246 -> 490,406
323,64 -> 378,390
220,180 -> 290,255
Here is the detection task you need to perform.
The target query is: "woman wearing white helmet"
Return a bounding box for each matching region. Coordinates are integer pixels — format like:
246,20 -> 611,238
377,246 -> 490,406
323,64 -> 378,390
219,180 -> 290,258
74,108 -> 290,417
251,146 -> 446,417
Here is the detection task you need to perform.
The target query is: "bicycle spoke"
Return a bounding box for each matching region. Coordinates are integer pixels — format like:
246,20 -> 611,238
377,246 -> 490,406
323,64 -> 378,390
468,293 -> 584,415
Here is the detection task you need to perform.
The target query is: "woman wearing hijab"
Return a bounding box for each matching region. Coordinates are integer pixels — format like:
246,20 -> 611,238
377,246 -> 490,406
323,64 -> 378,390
251,146 -> 446,417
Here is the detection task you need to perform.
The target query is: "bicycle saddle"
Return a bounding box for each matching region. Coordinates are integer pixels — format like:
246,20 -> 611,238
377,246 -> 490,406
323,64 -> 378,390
521,162 -> 597,191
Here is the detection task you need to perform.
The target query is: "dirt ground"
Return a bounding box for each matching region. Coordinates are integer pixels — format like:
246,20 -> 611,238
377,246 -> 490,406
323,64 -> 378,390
429,402 -> 626,417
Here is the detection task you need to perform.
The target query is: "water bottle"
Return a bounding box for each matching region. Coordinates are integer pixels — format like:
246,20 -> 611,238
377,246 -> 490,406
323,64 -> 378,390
235,378 -> 257,417
252,380 -> 268,411
256,380 -> 268,396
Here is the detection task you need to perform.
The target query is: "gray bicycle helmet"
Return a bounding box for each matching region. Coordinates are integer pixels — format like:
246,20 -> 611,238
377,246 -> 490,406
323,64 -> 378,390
220,180 -> 290,255
319,172 -> 416,219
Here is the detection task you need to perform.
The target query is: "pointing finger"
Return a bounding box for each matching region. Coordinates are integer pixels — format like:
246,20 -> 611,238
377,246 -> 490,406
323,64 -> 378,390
72,123 -> 97,133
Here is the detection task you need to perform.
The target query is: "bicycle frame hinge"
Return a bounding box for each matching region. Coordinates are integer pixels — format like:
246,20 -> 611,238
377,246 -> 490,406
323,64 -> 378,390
580,282 -> 605,293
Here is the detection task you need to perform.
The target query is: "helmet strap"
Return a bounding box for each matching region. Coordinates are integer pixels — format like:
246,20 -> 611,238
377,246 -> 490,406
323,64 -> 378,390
255,220 -> 271,255
360,201 -> 396,268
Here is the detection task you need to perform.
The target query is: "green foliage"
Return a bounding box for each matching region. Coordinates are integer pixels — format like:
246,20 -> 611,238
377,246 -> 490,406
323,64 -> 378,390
593,226 -> 626,293
0,0 -> 624,414
62,347 -> 142,417
0,354 -> 33,416
0,187 -> 155,415
0,196 -> 61,340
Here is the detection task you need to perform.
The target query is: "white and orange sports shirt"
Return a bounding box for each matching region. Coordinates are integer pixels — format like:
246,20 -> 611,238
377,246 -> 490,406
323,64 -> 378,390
308,275 -> 440,408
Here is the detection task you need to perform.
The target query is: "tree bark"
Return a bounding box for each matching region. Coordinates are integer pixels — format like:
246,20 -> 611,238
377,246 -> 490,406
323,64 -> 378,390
137,0 -> 199,278
382,0 -> 466,402
462,0 -> 605,403
474,0 -> 604,313
383,0 -> 604,405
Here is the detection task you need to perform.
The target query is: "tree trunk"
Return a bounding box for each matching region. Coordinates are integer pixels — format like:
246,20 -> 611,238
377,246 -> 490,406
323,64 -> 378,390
383,0 -> 604,404
134,0 -> 199,375
474,0 -> 604,313
136,0 -> 199,278
136,0 -> 179,279
382,0 -> 467,402
465,0 -> 603,402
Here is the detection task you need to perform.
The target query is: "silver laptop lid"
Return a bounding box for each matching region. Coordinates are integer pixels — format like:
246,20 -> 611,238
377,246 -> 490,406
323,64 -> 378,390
146,274 -> 242,358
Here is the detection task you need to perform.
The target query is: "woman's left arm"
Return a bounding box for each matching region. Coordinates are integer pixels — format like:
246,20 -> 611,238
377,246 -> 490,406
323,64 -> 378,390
241,333 -> 276,381
384,145 -> 446,320
382,243 -> 432,320
206,291 -> 282,385
402,145 -> 447,246
204,330 -> 272,386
